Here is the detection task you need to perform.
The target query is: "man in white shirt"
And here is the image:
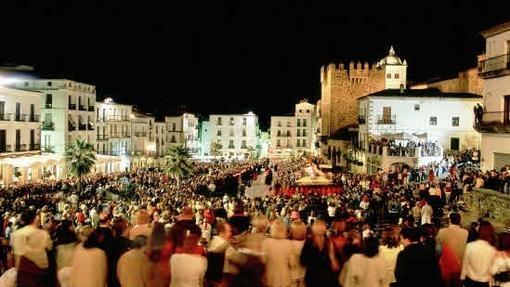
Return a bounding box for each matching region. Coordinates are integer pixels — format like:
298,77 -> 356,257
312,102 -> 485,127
421,201 -> 433,225
11,209 -> 52,287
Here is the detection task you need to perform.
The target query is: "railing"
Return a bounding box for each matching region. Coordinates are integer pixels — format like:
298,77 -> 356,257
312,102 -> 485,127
42,121 -> 54,130
78,105 -> 87,111
110,132 -> 131,138
0,145 -> 11,153
134,132 -> 147,137
29,114 -> 39,122
88,105 -> 95,112
29,143 -> 40,151
14,114 -> 27,122
479,53 -> 510,75
358,115 -> 366,124
14,144 -> 27,152
475,111 -> 510,133
97,134 -> 109,140
43,145 -> 55,153
376,115 -> 396,124
68,103 -> 77,110
0,113 -> 12,121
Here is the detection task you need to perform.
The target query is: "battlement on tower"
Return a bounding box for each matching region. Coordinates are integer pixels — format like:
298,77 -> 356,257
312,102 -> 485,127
321,61 -> 384,84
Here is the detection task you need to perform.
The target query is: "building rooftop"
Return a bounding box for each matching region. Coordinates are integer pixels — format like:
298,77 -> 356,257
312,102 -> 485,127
359,88 -> 482,100
480,21 -> 510,38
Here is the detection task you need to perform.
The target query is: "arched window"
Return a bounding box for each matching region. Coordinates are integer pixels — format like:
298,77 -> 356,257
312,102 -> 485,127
386,73 -> 392,79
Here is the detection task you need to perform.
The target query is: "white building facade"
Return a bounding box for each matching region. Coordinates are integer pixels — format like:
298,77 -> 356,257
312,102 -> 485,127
477,21 -> 510,171
0,86 -> 41,185
357,88 -> 481,172
95,98 -> 132,171
269,100 -> 317,157
209,112 -> 259,159
164,113 -> 199,155
16,79 -> 96,155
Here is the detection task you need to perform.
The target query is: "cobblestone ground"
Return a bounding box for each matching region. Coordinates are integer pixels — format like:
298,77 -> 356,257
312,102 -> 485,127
245,173 -> 270,199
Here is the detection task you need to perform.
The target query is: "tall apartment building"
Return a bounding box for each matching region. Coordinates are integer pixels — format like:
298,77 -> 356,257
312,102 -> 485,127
95,98 -> 132,158
270,100 -> 317,157
164,113 -> 199,155
131,111 -> 166,160
209,112 -> 259,159
0,86 -> 41,185
476,21 -> 510,170
16,79 -> 96,155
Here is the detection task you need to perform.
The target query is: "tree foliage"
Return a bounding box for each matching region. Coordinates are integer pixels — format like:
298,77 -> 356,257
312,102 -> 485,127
165,145 -> 193,185
65,139 -> 96,190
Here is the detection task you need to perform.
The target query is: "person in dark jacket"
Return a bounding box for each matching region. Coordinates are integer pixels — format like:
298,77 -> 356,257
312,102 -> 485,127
228,204 -> 251,236
395,227 -> 443,287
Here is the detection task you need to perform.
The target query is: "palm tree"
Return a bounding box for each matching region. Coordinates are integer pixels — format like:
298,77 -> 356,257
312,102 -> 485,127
65,139 -> 96,192
165,144 -> 193,186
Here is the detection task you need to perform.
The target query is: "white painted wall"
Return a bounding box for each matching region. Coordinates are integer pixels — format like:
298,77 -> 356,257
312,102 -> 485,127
16,80 -> 96,155
481,133 -> 510,171
209,113 -> 258,158
0,86 -> 41,154
359,96 -> 481,151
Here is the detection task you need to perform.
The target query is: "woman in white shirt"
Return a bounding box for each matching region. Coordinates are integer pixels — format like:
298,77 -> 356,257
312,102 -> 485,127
461,222 -> 497,287
339,236 -> 388,287
378,226 -> 403,287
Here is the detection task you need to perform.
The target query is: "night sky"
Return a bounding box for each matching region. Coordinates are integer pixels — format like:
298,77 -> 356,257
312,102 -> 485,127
1,0 -> 509,129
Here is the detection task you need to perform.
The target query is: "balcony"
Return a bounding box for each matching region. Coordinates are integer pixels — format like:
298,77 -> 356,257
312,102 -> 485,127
42,121 -> 55,131
88,105 -> 95,112
79,105 -> 87,111
0,145 -> 11,153
475,111 -> 510,133
29,143 -> 41,151
14,114 -> 28,122
97,134 -> 109,141
0,113 -> 12,121
43,145 -> 55,153
97,115 -> 129,122
29,115 -> 40,122
68,103 -> 77,110
478,53 -> 510,79
14,144 -> 27,152
110,132 -> 131,138
358,115 -> 366,124
377,115 -> 396,125
134,131 -> 147,137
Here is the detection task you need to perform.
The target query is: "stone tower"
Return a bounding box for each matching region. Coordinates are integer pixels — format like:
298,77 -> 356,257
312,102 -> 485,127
320,47 -> 407,138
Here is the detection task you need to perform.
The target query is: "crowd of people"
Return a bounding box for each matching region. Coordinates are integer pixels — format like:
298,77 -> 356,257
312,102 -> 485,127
0,156 -> 509,287
368,139 -> 442,158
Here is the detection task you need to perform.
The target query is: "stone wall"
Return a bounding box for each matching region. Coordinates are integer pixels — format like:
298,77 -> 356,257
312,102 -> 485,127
463,188 -> 510,224
320,62 -> 385,137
